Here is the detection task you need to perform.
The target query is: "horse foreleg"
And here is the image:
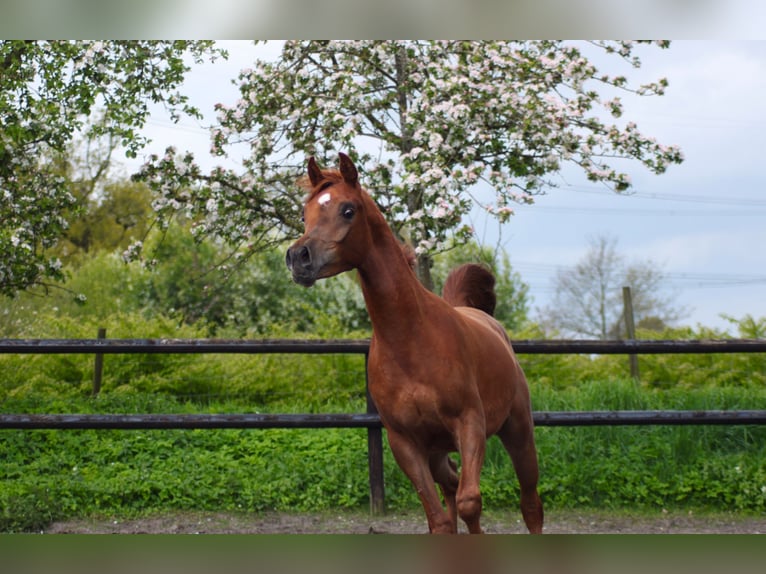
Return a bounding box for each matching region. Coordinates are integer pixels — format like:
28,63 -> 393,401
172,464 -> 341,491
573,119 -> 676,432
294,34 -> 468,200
456,419 -> 487,534
429,453 -> 459,530
387,431 -> 455,534
497,414 -> 544,534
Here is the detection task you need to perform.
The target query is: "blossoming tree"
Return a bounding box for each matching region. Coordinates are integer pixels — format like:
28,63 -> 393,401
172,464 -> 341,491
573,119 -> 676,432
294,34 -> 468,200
0,40 -> 224,297
140,41 -> 683,289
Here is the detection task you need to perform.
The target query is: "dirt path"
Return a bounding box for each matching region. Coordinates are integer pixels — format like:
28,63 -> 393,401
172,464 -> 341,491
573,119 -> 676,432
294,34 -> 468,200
45,508 -> 766,534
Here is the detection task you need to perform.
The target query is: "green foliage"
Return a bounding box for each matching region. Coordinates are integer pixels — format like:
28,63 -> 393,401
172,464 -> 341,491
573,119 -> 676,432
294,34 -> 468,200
1,228 -> 370,337
724,313 -> 766,338
513,321 -> 766,391
485,379 -> 766,511
130,224 -> 368,334
1,222 -> 765,530
0,421 -> 375,531
139,224 -> 234,327
0,40 -> 225,296
2,379 -> 766,532
0,307 -> 369,409
140,233 -> 371,335
54,180 -> 154,265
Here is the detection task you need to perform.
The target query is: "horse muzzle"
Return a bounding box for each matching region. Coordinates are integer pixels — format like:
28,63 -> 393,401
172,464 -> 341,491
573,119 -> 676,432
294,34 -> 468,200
285,242 -> 318,287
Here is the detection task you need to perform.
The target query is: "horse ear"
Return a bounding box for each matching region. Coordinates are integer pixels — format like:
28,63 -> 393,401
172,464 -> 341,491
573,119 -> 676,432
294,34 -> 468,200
307,156 -> 322,187
338,152 -> 358,188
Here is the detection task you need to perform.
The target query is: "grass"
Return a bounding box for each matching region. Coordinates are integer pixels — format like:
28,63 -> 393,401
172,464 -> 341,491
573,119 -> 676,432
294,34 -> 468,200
2,378 -> 766,531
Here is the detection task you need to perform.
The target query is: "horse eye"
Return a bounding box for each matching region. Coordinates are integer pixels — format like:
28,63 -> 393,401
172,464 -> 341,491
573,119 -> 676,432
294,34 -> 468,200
341,206 -> 355,220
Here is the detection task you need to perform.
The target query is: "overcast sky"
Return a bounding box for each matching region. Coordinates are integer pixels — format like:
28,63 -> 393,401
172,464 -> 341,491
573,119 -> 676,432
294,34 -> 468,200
122,40 -> 766,333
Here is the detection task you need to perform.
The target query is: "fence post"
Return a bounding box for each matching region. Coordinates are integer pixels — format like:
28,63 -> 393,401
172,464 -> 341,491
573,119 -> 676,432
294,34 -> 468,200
365,353 -> 386,515
622,287 -> 640,381
92,327 -> 106,396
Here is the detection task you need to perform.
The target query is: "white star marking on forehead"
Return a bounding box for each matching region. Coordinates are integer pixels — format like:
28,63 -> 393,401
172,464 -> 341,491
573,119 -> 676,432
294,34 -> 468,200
317,192 -> 332,206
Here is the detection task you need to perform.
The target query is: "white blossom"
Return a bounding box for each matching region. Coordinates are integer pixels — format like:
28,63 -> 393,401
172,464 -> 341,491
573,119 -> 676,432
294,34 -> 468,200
133,40 -> 682,270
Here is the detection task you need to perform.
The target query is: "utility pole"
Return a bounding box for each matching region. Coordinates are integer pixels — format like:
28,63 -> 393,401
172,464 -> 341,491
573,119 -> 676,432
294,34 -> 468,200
622,286 -> 640,381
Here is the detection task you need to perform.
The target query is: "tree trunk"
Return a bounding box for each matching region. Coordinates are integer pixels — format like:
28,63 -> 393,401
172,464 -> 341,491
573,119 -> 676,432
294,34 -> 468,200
416,252 -> 434,292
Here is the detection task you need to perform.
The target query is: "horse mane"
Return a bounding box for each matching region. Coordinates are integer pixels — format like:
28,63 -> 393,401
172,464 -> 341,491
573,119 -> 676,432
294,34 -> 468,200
442,263 -> 497,317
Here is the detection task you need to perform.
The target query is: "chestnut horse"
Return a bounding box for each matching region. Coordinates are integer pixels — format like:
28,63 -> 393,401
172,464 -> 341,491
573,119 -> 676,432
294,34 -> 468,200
286,153 -> 543,534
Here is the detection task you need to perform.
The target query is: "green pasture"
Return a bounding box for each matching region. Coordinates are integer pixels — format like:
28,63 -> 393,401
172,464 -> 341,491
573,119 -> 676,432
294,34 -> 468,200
1,323 -> 765,532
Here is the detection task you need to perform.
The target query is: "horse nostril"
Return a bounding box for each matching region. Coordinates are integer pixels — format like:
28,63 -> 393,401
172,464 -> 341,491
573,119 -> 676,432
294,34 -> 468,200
287,245 -> 312,270
297,245 -> 312,267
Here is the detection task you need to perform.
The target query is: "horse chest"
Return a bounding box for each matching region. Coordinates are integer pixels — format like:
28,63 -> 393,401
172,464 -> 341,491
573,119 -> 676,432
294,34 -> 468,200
367,348 -> 478,439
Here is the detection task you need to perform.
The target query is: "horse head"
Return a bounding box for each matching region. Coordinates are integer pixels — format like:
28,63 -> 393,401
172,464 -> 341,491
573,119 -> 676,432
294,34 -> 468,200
286,153 -> 373,287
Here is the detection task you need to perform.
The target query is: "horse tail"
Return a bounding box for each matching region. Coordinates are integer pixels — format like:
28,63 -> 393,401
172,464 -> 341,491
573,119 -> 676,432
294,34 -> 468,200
442,263 -> 497,317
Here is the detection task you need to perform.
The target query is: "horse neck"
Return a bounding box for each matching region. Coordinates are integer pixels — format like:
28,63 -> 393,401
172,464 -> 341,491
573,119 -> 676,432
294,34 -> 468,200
356,210 -> 429,342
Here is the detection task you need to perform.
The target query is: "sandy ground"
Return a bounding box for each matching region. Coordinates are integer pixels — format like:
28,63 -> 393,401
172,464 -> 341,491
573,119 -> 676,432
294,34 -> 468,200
44,508 -> 766,534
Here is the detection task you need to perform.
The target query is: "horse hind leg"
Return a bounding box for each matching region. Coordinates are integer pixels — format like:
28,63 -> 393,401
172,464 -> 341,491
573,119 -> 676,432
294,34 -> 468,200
455,421 -> 487,534
496,415 -> 544,534
429,453 -> 459,531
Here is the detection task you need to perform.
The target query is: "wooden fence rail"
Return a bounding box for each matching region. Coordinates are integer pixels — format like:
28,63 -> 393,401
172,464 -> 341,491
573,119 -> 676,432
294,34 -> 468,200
2,337 -> 765,514
3,410 -> 766,430
1,337 -> 765,354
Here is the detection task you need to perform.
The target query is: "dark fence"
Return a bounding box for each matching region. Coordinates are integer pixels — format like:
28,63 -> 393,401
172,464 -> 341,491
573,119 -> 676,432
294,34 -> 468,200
2,337 -> 766,513
2,337 -> 764,354
5,410 -> 766,430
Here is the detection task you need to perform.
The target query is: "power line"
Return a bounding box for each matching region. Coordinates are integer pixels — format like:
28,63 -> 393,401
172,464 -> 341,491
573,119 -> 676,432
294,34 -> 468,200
145,117 -> 210,136
510,261 -> 766,290
638,112 -> 766,130
518,205 -> 762,217
563,185 -> 766,208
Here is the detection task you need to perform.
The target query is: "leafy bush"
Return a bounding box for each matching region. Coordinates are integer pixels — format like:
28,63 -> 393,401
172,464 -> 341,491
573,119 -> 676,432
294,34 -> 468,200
512,322 -> 766,390
1,242 -> 765,530
484,378 -> 766,512
2,379 -> 766,531
0,393 -> 392,531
